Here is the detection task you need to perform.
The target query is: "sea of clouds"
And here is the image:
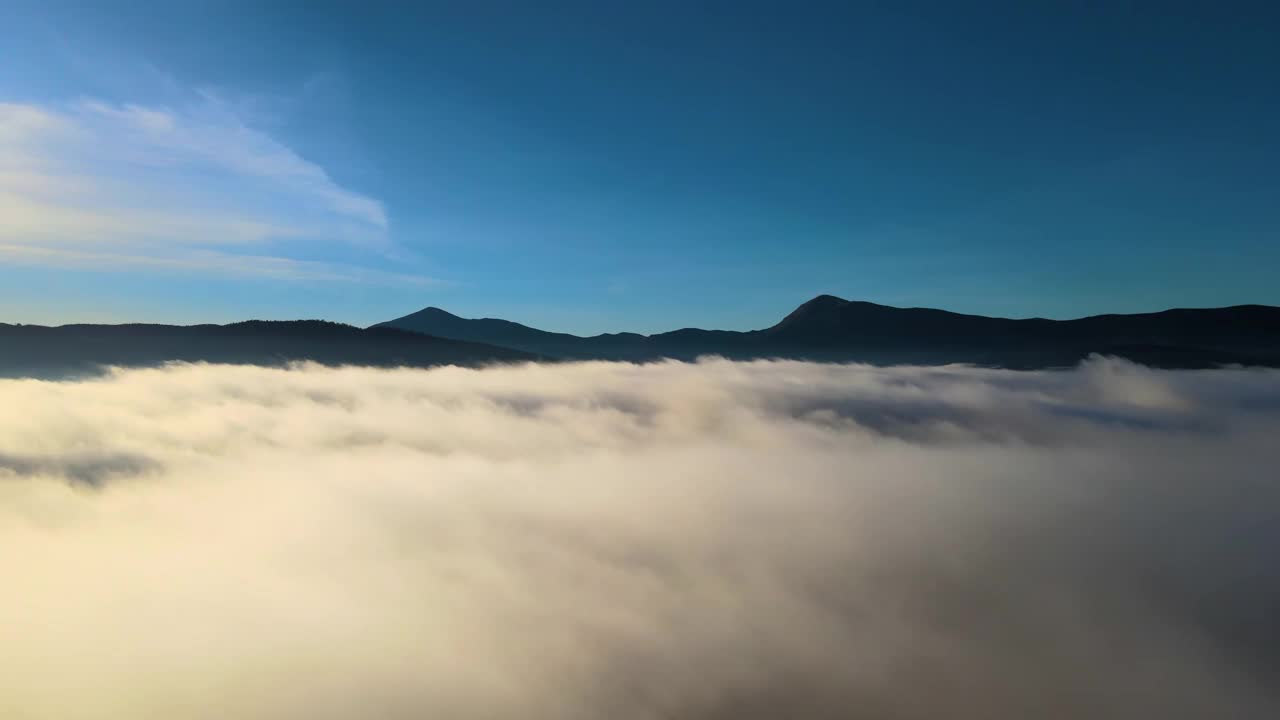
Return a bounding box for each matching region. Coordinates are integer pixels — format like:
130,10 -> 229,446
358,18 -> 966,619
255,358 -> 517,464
2,356 -> 1279,719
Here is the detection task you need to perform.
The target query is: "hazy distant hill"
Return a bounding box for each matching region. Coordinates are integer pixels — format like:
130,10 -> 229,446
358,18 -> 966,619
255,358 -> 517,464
377,295 -> 1280,368
0,320 -> 536,378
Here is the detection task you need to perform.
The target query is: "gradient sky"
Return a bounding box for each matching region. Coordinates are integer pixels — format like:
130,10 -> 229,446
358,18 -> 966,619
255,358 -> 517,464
1,1 -> 1276,333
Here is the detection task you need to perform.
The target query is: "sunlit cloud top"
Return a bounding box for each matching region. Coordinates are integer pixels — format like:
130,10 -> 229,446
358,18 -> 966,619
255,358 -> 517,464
2,357 -> 1279,718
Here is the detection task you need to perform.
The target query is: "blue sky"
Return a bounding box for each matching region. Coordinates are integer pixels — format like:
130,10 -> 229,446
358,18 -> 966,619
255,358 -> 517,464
1,1 -> 1277,333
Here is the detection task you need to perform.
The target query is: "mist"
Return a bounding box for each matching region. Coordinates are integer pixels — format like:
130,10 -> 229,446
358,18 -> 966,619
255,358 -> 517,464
2,356 -> 1278,719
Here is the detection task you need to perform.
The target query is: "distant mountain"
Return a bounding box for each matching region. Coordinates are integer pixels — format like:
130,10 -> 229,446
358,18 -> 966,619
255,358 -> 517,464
376,295 -> 1280,368
5,297 -> 1275,379
0,320 -> 536,378
373,307 -> 649,358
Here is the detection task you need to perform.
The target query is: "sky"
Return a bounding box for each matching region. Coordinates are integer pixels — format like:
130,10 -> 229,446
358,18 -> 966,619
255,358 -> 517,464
0,1 -> 1276,333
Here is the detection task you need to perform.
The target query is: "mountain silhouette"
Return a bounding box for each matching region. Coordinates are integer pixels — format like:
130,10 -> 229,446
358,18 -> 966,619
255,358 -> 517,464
0,320 -> 536,378
377,295 -> 1280,368
374,307 -> 650,359
4,297 -> 1276,379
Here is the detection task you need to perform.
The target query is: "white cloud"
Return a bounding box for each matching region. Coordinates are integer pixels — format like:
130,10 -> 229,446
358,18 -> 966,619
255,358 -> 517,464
0,98 -> 399,282
0,242 -> 438,286
1,357 -> 1278,719
76,99 -> 387,230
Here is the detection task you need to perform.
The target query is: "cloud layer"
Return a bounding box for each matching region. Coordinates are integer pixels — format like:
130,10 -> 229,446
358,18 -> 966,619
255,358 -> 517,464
2,357 -> 1278,719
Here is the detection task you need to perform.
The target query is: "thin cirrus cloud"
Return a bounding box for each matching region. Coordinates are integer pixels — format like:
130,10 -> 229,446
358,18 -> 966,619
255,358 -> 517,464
0,97 -> 423,285
0,242 -> 431,286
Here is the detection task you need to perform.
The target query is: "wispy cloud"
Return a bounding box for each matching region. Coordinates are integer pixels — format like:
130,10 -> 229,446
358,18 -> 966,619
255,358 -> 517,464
0,96 -> 405,283
78,98 -> 387,229
0,242 -> 438,287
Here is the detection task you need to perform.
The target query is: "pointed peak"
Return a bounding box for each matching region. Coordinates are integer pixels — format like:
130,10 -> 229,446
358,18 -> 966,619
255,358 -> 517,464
796,295 -> 902,313
412,306 -> 462,319
769,294 -> 895,333
801,294 -> 850,307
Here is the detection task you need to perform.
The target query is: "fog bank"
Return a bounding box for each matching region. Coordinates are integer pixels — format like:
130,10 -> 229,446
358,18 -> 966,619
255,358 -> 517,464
2,357 -> 1278,719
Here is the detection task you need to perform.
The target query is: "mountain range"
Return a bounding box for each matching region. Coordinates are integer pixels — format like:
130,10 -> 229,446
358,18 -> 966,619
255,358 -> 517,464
377,295 -> 1280,368
0,321 -> 534,378
3,295 -> 1278,378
